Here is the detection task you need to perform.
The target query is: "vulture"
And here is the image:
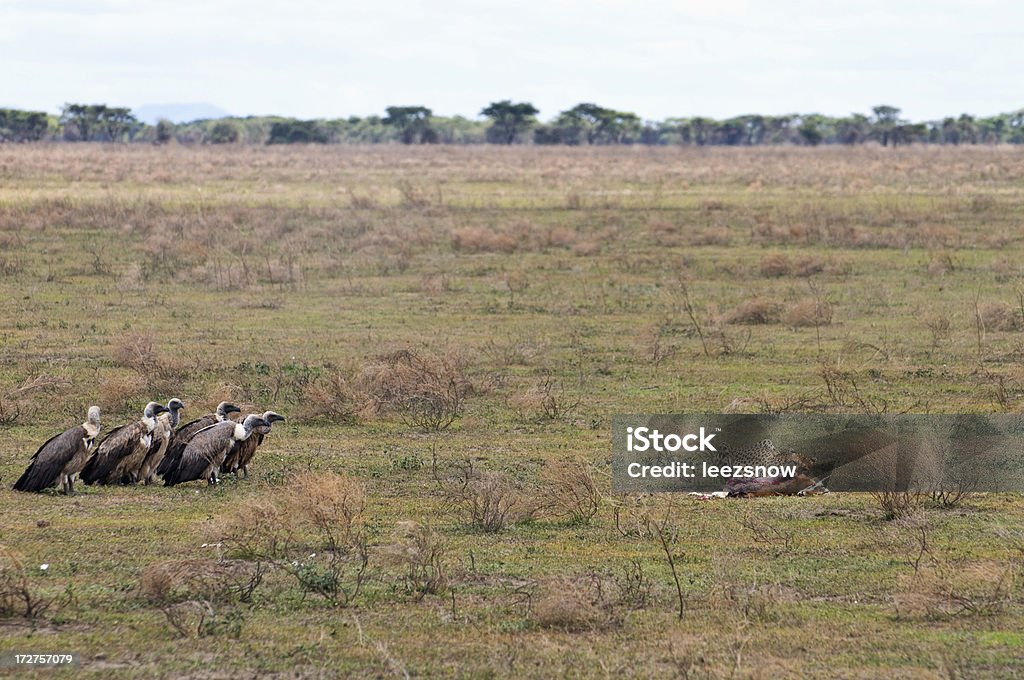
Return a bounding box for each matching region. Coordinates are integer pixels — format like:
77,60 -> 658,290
13,406 -> 102,494
80,401 -> 169,485
156,401 -> 241,479
137,398 -> 186,485
221,411 -> 285,478
164,414 -> 269,487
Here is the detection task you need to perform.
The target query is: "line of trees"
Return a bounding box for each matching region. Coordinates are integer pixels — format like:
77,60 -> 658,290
2,102 -> 1024,147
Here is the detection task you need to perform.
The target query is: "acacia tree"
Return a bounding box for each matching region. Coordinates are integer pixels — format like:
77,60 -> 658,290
481,100 -> 538,144
871,105 -> 902,147
0,109 -> 49,141
59,104 -> 138,141
383,106 -> 434,144
554,103 -> 641,145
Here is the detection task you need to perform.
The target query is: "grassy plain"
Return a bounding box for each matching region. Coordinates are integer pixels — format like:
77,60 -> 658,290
1,144 -> 1024,678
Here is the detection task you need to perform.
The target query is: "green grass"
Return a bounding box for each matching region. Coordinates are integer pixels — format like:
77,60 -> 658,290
1,144 -> 1023,678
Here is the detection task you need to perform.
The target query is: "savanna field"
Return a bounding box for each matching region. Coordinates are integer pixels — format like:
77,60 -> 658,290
1,144 -> 1024,678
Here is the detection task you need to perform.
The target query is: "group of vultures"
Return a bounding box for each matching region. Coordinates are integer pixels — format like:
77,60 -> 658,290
12,400 -> 285,494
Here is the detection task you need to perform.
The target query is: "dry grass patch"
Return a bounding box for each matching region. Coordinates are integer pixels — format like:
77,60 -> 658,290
530,575 -> 621,632
97,373 -> 149,415
0,545 -> 57,620
535,458 -> 602,525
218,472 -> 369,606
976,301 -> 1023,332
725,297 -> 782,325
759,253 -> 827,278
440,460 -> 527,533
380,521 -> 449,599
783,297 -> 833,328
360,349 -> 472,431
139,558 -> 264,605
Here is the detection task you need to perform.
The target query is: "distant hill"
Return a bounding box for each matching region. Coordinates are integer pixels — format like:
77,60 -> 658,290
133,103 -> 230,124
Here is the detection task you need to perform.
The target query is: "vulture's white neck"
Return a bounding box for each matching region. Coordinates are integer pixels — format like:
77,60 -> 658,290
82,421 -> 100,438
233,423 -> 249,441
143,415 -> 157,432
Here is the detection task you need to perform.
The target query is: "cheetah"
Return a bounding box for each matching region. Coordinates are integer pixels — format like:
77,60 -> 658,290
714,439 -> 814,474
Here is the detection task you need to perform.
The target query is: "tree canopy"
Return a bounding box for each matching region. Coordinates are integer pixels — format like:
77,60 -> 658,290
5,101 -> 1024,148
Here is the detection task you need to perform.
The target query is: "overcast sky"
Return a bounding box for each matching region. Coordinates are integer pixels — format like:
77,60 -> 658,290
2,0 -> 1022,121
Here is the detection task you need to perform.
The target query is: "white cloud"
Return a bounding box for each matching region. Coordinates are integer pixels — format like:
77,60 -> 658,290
2,0 -> 1023,120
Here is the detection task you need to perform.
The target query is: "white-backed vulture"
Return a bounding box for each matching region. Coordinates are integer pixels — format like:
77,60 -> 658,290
13,406 -> 102,494
221,411 -> 285,478
164,414 -> 268,487
156,401 -> 241,479
137,398 -> 185,485
80,401 -> 168,485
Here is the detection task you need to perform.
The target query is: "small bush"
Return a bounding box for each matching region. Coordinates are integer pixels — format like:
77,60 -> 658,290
759,253 -> 791,277
218,473 -> 369,606
442,460 -> 524,533
725,297 -> 782,325
301,370 -> 365,424
759,253 -> 829,278
530,575 -> 620,632
140,559 -> 264,605
286,472 -> 366,549
451,227 -> 517,254
977,302 -> 1022,332
0,545 -> 55,620
380,521 -> 449,599
536,459 -> 601,525
873,490 -> 925,521
360,349 -> 472,431
97,373 -> 149,415
783,297 -> 833,327
509,374 -> 580,422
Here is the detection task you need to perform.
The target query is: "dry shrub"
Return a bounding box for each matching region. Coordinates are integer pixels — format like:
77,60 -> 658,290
218,497 -> 294,560
536,459 -> 602,525
359,349 -> 471,431
0,546 -> 56,620
508,374 -> 580,422
710,580 -> 785,624
725,297 -> 782,325
98,373 -> 149,415
300,371 -> 365,424
139,559 -> 264,605
571,239 -> 602,257
783,297 -> 833,327
759,253 -> 825,278
636,323 -> 677,366
611,494 -> 657,539
976,302 -> 1023,332
160,600 -> 214,639
691,227 -> 732,246
893,523 -> 1016,620
897,563 -> 1015,620
990,256 -> 1021,282
759,253 -> 791,277
923,313 -> 952,349
927,253 -> 956,276
286,471 -> 366,548
442,460 -> 525,533
791,254 -> 827,277
451,227 -> 517,254
112,333 -> 189,384
380,521 -> 449,599
872,490 -> 925,521
530,575 -> 620,632
218,473 -> 369,606
0,375 -> 71,427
